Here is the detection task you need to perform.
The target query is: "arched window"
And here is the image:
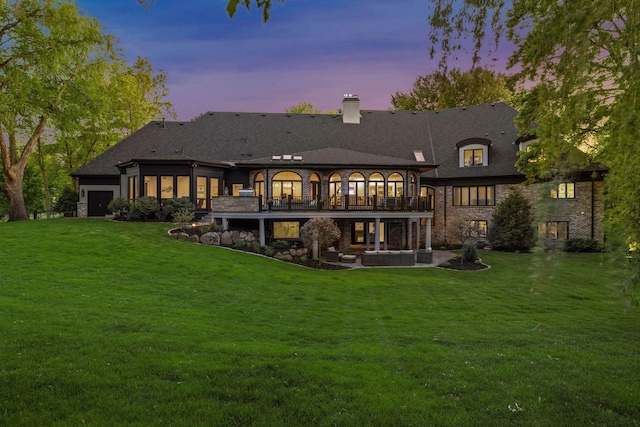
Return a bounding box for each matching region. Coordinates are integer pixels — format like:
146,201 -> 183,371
368,173 -> 384,201
310,173 -> 320,199
388,173 -> 404,197
254,172 -> 264,199
329,173 -> 342,206
272,171 -> 302,199
349,172 -> 365,206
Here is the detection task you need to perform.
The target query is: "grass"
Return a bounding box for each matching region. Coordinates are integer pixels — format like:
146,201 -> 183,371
1,219 -> 638,426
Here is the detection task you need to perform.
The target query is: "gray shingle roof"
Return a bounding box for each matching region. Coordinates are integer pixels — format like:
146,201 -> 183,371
72,102 -> 523,180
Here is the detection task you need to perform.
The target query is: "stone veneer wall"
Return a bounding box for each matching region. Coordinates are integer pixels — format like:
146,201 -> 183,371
211,196 -> 260,212
432,181 -> 605,245
77,202 -> 87,218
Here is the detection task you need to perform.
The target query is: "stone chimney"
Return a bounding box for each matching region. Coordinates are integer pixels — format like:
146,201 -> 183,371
342,94 -> 361,124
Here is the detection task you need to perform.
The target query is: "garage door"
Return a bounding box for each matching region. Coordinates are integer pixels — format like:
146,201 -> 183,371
87,191 -> 113,217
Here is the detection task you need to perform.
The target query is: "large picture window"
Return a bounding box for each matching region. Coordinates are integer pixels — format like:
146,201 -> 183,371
453,186 -> 495,206
538,221 -> 568,239
272,171 -> 302,199
273,221 -> 300,239
161,176 -> 173,201
551,183 -> 575,199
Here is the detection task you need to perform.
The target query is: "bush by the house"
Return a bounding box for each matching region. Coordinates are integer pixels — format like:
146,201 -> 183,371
300,217 -> 341,252
463,244 -> 479,262
54,187 -> 78,215
563,238 -> 603,253
107,196 -> 130,219
161,197 -> 195,222
488,189 -> 535,252
132,196 -> 161,220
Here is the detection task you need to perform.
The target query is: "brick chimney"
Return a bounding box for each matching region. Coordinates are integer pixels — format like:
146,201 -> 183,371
342,94 -> 361,124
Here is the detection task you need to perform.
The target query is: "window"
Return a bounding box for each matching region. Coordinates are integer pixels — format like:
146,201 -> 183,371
465,220 -> 488,238
464,149 -> 483,166
453,186 -> 494,206
144,176 -> 157,198
254,173 -> 265,199
128,176 -> 139,202
161,176 -> 173,202
420,186 -> 435,210
176,176 -> 190,198
329,173 -> 341,206
368,173 -> 385,203
273,221 -> 300,239
387,172 -> 404,197
272,171 -> 302,199
196,177 -> 207,209
538,221 -> 568,239
551,183 -> 575,199
310,173 -> 320,199
349,172 -> 365,206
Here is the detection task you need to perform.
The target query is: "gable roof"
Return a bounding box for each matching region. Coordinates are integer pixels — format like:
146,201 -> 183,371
72,102 -> 523,179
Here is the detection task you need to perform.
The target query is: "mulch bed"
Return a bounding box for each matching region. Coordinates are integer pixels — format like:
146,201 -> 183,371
440,258 -> 489,271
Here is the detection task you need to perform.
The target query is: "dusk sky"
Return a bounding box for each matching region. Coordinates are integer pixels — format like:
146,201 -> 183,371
77,0 -> 512,121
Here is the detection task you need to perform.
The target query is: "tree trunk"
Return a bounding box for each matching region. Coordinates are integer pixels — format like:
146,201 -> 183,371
1,175 -> 29,221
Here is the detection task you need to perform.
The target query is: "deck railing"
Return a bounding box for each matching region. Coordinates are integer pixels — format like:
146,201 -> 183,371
260,195 -> 432,213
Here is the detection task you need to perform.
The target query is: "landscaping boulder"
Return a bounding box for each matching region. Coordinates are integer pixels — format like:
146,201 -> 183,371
176,232 -> 190,241
221,231 -> 233,245
200,232 -> 220,246
188,234 -> 200,243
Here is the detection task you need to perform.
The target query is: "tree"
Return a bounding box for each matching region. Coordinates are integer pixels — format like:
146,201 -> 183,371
0,0 -> 113,221
488,189 -> 535,252
50,56 -> 174,193
299,218 -> 341,258
428,1 -> 640,250
285,102 -> 337,115
392,67 -> 513,111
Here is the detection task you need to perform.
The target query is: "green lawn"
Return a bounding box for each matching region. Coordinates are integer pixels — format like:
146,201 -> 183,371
1,219 -> 638,426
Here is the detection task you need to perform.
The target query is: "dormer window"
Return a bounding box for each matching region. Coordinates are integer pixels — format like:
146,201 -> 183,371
457,138 -> 490,167
464,148 -> 483,166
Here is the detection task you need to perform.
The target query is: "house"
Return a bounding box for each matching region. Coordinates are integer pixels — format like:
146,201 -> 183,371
72,96 -> 605,251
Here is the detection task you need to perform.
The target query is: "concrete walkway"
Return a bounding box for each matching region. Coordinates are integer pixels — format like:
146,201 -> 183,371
327,250 -> 455,269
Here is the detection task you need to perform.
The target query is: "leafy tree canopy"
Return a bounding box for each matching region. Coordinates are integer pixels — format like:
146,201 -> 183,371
285,102 -> 337,115
392,67 -> 513,111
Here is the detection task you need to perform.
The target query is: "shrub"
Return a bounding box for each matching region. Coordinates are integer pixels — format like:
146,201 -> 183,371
272,240 -> 292,251
162,197 -> 195,222
563,238 -> 603,253
463,244 -> 478,262
299,217 -> 341,252
488,189 -> 535,252
172,207 -> 194,225
54,187 -> 78,214
107,196 -> 130,218
132,196 -> 160,220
